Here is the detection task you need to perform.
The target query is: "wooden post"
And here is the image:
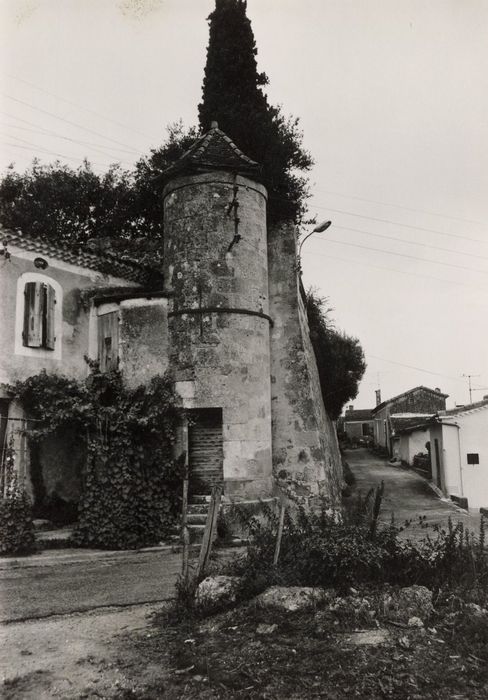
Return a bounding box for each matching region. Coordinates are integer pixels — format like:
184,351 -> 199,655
196,485 -> 222,578
180,417 -> 190,581
273,502 -> 286,566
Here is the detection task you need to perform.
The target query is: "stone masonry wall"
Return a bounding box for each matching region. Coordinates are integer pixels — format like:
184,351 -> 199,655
268,222 -> 342,508
163,171 -> 273,499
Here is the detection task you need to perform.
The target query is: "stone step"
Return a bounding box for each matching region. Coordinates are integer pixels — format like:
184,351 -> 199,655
33,518 -> 55,531
187,513 -> 208,525
190,494 -> 212,504
187,504 -> 210,515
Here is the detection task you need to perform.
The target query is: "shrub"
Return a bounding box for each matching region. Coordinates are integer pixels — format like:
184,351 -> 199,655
0,442 -> 35,555
228,491 -> 488,601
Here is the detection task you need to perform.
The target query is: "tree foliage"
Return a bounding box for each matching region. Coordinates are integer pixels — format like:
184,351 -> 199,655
198,0 -> 313,225
306,290 -> 366,420
10,366 -> 182,550
0,161 -> 138,249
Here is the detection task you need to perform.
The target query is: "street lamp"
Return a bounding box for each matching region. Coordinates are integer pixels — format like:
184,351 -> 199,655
297,220 -> 332,273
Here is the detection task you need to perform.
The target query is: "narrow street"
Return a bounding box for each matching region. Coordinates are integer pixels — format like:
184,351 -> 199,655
345,448 -> 482,538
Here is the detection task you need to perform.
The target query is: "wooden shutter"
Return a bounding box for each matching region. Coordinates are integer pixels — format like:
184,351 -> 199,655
98,311 -> 120,371
188,409 -> 224,494
23,281 -> 43,348
44,284 -> 56,350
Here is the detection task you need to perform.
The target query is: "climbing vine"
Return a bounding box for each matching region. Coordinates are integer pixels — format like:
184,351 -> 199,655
10,365 -> 182,549
0,437 -> 35,555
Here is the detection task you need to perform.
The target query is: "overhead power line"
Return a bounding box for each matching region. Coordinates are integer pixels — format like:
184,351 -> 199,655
308,202 -> 487,245
3,94 -> 143,156
314,187 -> 488,228
1,112 -> 140,155
3,123 -> 134,166
368,355 -> 465,383
302,249 -> 482,290
332,224 -> 488,262
2,140 -> 115,169
313,234 -> 488,275
5,73 -> 160,143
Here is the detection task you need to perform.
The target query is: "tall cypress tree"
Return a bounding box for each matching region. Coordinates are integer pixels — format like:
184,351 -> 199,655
198,0 -> 312,226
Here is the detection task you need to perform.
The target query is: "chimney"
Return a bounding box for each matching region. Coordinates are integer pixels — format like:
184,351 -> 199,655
210,120 -> 219,129
347,405 -> 354,412
435,387 -> 441,393
375,389 -> 382,406
484,395 -> 488,401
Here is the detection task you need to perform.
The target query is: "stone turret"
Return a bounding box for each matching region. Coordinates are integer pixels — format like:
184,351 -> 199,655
162,123 -> 273,499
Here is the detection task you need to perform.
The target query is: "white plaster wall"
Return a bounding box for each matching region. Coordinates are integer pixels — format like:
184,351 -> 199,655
440,425 -> 462,499
407,430 -> 430,464
456,410 -> 488,509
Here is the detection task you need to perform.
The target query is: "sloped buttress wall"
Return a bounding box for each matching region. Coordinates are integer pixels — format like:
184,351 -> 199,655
268,222 -> 342,509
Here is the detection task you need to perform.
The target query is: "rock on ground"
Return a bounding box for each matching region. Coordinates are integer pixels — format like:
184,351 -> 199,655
380,585 -> 433,622
255,586 -> 333,612
195,576 -> 240,607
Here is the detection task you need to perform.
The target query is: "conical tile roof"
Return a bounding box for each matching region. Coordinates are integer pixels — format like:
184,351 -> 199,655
162,122 -> 261,181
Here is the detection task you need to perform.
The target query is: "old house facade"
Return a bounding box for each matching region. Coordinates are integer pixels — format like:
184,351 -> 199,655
0,123 -> 342,516
372,386 -> 448,455
341,406 -> 374,443
428,400 -> 488,511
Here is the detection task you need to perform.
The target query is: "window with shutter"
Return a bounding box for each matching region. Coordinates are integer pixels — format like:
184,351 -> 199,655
22,281 -> 56,350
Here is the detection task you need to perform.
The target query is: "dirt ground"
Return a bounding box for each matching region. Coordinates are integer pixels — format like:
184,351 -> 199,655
4,593 -> 488,699
0,602 -> 170,698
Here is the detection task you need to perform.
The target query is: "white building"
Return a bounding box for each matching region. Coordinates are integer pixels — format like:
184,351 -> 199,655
429,399 -> 488,511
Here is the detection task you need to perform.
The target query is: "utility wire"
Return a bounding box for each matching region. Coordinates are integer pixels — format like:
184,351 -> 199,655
5,73 -> 159,142
314,187 -> 487,228
302,249 -> 483,290
1,112 -> 140,155
332,224 -> 488,262
312,234 -> 488,275
367,354 -> 465,383
2,122 -> 134,166
308,202 -> 486,245
1,140 -> 115,169
3,94 -> 143,155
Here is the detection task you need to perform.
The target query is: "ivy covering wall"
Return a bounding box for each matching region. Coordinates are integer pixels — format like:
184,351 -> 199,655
10,366 -> 182,550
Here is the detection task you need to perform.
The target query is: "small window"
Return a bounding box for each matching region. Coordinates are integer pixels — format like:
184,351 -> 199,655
467,453 -> 480,465
23,281 -> 56,350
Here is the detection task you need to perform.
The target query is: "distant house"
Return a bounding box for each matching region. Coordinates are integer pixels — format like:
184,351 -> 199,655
429,399 -> 488,511
391,421 -> 432,467
342,406 -> 374,443
372,386 -> 448,455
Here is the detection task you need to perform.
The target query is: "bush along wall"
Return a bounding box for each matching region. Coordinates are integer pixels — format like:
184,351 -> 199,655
0,437 -> 35,555
10,366 -> 182,550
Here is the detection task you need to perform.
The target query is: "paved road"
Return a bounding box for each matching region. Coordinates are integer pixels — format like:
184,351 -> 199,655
0,546 -> 239,623
345,448 -> 482,538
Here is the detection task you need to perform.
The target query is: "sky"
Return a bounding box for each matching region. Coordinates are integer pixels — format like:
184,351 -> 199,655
1,0 -> 488,410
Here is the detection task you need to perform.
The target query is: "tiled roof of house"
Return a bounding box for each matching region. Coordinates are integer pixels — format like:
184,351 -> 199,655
162,122 -> 261,181
344,408 -> 374,422
372,385 -> 449,414
2,229 -> 162,286
390,414 -> 434,434
440,398 -> 488,417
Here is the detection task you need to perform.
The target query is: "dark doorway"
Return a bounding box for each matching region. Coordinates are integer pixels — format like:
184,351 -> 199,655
188,408 -> 224,495
434,438 -> 442,489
